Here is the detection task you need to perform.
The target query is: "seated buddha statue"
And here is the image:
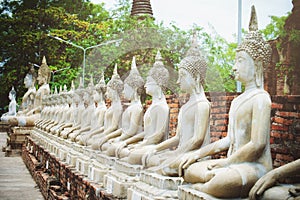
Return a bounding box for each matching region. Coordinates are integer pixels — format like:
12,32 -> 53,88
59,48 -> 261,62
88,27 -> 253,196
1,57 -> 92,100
18,66 -> 36,114
178,6 -> 273,198
49,85 -> 71,134
60,78 -> 85,139
1,87 -> 17,122
9,56 -> 51,127
249,159 -> 300,200
77,72 -> 107,145
87,64 -> 123,147
69,77 -> 97,141
114,51 -> 170,163
53,82 -> 78,136
99,57 -> 144,156
44,86 -> 67,132
142,38 -> 211,173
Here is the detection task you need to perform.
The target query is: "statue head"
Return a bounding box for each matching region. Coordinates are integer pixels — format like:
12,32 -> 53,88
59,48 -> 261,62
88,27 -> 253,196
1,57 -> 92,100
24,66 -> 37,89
148,51 -> 169,88
178,36 -> 207,93
9,86 -> 16,100
235,6 -> 272,88
37,56 -> 51,86
107,64 -> 124,99
124,56 -> 144,100
94,71 -> 106,102
146,51 -> 169,98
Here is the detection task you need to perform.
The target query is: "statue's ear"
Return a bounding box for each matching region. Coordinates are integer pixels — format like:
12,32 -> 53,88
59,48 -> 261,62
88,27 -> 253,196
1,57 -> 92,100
255,58 -> 264,88
195,74 -> 201,94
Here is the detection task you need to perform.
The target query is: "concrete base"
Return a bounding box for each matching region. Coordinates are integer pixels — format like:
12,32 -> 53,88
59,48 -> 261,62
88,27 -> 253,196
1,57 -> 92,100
127,171 -> 183,199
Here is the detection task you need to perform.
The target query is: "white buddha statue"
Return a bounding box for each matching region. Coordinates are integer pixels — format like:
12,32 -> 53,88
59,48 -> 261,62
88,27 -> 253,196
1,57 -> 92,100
45,86 -> 66,132
77,72 -> 107,145
249,159 -> 300,200
1,87 -> 17,122
142,38 -> 211,174
178,6 -> 273,198
9,56 -> 51,126
115,51 -> 170,163
99,56 -> 144,156
88,64 -> 123,148
69,77 -> 96,141
18,66 -> 36,113
53,82 -> 78,136
49,85 -> 70,134
60,78 -> 85,139
40,86 -> 59,130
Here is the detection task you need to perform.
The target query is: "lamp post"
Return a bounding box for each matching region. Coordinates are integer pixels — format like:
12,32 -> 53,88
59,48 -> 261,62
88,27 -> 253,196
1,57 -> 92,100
51,67 -> 70,82
236,0 -> 242,92
48,34 -> 122,86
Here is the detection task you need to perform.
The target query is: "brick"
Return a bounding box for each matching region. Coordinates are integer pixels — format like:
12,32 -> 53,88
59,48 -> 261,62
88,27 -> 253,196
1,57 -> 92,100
271,124 -> 289,131
211,113 -> 229,119
272,103 -> 283,109
214,119 -> 228,126
275,111 -> 300,118
215,126 -> 227,131
210,132 -> 222,137
273,117 -> 293,125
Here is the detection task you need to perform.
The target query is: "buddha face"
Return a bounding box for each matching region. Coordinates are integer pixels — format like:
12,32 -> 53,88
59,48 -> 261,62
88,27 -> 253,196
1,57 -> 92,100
106,87 -> 115,100
9,92 -> 14,100
24,74 -> 32,88
145,76 -> 159,96
37,70 -> 46,85
177,68 -> 196,93
233,51 -> 255,84
123,83 -> 134,100
93,90 -> 101,102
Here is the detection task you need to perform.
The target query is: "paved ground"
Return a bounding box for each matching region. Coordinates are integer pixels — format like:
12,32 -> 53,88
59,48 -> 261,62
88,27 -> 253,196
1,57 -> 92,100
0,132 -> 44,200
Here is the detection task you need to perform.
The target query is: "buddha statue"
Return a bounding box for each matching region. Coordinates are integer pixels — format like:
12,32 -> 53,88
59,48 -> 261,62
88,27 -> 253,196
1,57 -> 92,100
35,92 -> 56,129
99,56 -> 144,156
18,66 -> 37,113
87,64 -> 123,147
77,72 -> 107,145
249,159 -> 300,200
53,82 -> 78,136
44,86 -> 66,132
115,51 -> 170,163
9,56 -> 51,126
60,78 -> 85,139
49,85 -> 70,134
69,77 -> 97,141
1,87 -> 17,122
141,38 -> 211,173
39,86 -> 59,130
178,6 -> 273,198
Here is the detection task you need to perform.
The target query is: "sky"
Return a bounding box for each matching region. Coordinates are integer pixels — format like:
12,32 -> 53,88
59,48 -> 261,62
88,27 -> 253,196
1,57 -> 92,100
91,0 -> 293,42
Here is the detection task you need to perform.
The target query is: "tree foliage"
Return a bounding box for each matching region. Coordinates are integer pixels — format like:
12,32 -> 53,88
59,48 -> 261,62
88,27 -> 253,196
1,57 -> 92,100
0,0 -> 289,114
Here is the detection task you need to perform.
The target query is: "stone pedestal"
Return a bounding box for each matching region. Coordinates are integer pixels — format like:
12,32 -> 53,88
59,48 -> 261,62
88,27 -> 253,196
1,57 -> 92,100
5,126 -> 33,156
103,160 -> 142,198
127,171 -> 183,200
178,185 -> 249,200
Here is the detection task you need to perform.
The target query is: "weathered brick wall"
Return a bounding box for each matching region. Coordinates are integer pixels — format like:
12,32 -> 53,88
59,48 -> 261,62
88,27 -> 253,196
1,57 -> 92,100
270,95 -> 300,167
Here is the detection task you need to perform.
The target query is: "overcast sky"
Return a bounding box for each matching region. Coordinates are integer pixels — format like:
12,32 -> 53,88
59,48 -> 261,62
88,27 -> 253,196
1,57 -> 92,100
91,0 -> 293,42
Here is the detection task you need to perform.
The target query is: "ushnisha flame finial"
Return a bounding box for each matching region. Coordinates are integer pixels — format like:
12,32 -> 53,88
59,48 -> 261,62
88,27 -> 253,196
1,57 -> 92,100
107,63 -> 124,94
42,56 -> 47,65
249,5 -> 258,32
124,56 -> 144,90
